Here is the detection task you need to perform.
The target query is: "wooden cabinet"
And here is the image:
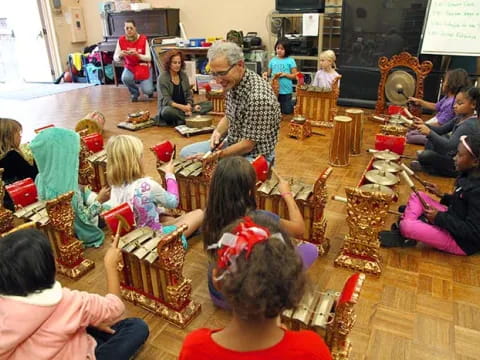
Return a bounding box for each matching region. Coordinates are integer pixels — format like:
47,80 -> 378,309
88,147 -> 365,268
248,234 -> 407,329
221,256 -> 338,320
105,8 -> 179,38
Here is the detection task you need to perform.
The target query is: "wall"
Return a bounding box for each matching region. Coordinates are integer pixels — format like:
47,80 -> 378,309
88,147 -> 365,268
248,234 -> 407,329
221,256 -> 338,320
48,0 -> 104,69
49,0 -> 276,69
150,0 -> 276,51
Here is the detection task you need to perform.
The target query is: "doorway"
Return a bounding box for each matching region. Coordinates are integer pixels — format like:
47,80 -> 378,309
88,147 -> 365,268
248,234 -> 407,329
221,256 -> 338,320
0,0 -> 55,84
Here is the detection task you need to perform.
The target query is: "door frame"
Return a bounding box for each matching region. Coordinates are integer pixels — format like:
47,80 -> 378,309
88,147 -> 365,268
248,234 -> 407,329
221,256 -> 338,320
37,0 -> 62,79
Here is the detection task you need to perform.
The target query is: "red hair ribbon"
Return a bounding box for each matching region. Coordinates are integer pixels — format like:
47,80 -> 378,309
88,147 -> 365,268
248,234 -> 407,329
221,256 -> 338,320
214,216 -> 270,271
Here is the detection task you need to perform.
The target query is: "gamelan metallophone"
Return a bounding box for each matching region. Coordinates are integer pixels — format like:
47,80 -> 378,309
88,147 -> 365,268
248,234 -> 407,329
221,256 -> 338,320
256,167 -> 332,255
155,153 -> 221,212
115,224 -> 201,328
282,273 -> 365,359
294,76 -> 341,128
13,192 -> 95,279
281,289 -> 338,336
87,149 -> 107,192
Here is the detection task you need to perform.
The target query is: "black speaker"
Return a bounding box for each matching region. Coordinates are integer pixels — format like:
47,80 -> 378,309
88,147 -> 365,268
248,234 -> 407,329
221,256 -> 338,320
337,66 -> 380,108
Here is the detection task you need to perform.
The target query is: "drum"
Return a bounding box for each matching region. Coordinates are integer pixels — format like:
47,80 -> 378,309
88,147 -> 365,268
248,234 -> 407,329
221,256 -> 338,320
329,116 -> 352,167
346,109 -> 364,156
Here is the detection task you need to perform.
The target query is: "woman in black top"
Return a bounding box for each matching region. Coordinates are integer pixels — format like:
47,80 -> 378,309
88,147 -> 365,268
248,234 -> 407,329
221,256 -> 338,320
156,50 -> 212,126
0,118 -> 38,210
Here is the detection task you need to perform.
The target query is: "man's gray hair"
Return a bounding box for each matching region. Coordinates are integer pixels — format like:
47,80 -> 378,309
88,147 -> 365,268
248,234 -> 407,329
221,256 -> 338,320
207,41 -> 244,65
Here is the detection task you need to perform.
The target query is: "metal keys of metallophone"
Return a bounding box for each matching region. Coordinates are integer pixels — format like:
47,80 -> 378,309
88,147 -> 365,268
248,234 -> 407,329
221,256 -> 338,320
281,290 -> 339,336
256,178 -> 314,239
158,159 -> 208,211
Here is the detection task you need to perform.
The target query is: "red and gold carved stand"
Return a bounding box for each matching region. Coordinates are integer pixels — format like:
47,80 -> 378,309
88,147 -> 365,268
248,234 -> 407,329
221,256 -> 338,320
326,273 -> 366,360
334,187 -> 394,275
45,192 -> 95,279
288,120 -> 313,140
375,52 -> 433,117
119,224 -> 201,328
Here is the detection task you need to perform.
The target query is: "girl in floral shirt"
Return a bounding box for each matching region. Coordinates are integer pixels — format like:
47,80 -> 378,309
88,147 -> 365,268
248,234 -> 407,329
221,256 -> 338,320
106,135 -> 203,247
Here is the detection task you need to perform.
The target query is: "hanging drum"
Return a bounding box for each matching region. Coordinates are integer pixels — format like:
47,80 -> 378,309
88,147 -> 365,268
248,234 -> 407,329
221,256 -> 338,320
385,70 -> 416,106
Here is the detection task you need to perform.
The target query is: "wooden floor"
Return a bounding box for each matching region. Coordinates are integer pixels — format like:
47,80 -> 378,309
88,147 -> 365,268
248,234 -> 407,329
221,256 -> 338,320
2,85 -> 479,360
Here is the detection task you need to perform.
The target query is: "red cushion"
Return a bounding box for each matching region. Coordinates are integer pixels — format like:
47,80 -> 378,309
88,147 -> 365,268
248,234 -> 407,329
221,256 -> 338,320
5,178 -> 38,207
338,273 -> 364,304
101,203 -> 135,236
150,141 -> 176,163
82,133 -> 104,153
251,155 -> 269,183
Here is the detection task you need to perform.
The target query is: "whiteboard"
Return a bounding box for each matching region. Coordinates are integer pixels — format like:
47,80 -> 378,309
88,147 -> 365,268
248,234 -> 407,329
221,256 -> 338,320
421,0 -> 480,56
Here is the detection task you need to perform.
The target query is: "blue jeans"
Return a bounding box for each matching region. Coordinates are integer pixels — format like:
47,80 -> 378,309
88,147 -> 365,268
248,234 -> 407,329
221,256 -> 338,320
278,93 -> 294,115
121,68 -> 154,99
180,140 -> 275,164
87,318 -> 149,360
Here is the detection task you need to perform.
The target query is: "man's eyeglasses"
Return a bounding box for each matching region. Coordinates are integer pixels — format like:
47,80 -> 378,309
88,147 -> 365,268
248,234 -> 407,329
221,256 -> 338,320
210,62 -> 238,77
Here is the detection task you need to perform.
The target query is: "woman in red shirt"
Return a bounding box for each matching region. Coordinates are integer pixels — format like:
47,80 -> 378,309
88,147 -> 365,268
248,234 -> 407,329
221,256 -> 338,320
179,213 -> 332,360
113,20 -> 154,102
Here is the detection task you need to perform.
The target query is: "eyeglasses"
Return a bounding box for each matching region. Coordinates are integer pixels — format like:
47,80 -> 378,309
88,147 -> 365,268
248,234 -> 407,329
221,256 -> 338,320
210,63 -> 238,77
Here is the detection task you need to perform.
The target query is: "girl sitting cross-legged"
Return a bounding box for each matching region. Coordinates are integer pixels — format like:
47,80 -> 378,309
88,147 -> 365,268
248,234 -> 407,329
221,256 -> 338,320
381,134 -> 480,255
106,134 -> 204,245
0,228 -> 149,359
179,213 -> 332,360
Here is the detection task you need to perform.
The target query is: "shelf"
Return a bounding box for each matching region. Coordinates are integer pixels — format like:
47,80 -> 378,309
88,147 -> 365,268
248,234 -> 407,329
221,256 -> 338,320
292,55 -> 318,60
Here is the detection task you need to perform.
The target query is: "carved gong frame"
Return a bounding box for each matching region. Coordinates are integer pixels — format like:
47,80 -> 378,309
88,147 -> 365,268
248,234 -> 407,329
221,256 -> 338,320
375,52 -> 433,116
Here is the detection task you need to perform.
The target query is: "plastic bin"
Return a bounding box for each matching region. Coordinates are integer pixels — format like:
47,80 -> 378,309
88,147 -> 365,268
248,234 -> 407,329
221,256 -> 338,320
189,38 -> 205,47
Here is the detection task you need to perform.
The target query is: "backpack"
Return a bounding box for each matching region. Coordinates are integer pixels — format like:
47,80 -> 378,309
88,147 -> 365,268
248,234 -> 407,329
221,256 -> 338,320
226,30 -> 244,48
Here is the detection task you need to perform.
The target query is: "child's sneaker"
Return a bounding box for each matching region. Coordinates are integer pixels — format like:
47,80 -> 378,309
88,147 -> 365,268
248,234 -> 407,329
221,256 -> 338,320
380,230 -> 417,248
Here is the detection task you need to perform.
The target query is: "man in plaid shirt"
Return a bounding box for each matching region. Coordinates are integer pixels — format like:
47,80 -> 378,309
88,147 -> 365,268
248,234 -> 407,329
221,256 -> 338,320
180,42 -> 281,163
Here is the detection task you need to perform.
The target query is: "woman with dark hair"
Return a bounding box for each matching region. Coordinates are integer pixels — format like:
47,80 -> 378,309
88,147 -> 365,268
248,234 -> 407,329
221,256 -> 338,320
0,228 -> 149,359
156,50 -> 212,127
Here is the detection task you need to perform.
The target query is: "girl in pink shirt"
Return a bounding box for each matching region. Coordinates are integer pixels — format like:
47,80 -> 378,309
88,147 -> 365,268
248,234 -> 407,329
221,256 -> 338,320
0,228 -> 149,360
180,213 -> 332,360
312,50 -> 340,90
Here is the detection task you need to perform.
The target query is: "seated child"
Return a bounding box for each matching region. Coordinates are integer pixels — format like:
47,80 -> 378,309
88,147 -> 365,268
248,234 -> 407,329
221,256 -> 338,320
406,68 -> 471,145
180,213 -> 332,360
203,156 -> 315,308
311,50 -> 340,90
106,135 -> 204,243
0,118 -> 38,210
381,134 -> 480,255
30,127 -> 110,247
0,228 -> 149,359
411,87 -> 480,177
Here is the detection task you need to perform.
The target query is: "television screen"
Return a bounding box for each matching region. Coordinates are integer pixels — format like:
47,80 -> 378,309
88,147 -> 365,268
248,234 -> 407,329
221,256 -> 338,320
276,0 -> 325,13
